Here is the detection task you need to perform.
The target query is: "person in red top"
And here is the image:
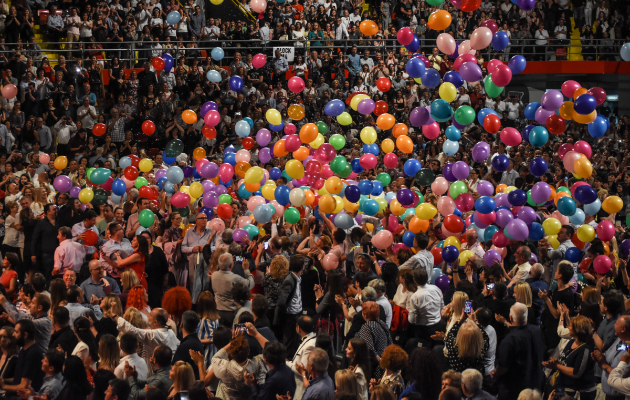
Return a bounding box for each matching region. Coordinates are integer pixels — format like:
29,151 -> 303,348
0,253 -> 19,300
100,234 -> 149,290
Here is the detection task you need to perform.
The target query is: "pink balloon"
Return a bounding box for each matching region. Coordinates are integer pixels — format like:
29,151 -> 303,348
574,140 -> 592,159
284,123 -> 297,135
481,19 -> 498,34
171,192 -> 191,208
597,221 -> 615,242
252,53 -> 267,69
218,163 -> 234,182
288,76 -> 305,93
561,80 -> 581,98
432,177 -> 449,195
270,200 -> 284,216
122,176 -> 135,188
470,27 -> 493,50
322,254 -> 339,270
247,196 -> 266,212
285,134 -> 301,152
551,211 -> 569,225
558,143 -> 574,159
487,59 -> 503,74
492,64 -> 513,87
437,196 -> 455,216
453,53 -> 476,71
499,127 -> 522,146
234,149 -> 251,163
423,122 -> 440,139
384,153 -> 398,169
0,84 -> 17,100
204,110 -> 221,127
250,0 -> 266,13
372,230 -> 394,249
436,33 -> 456,55
321,165 -> 333,179
238,216 -> 251,228
208,218 -> 226,233
360,153 -> 378,169
39,153 -> 50,164
593,255 -> 612,274
457,40 -> 476,57
491,245 -> 507,258
563,151 -> 584,174
397,27 -> 414,46
455,193 -> 474,212
388,214 -> 399,233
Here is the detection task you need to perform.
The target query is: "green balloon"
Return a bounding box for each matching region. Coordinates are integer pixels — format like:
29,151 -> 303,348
173,206 -> 190,218
504,228 -> 514,241
135,177 -> 148,189
376,173 -> 391,186
557,186 -> 571,194
284,207 -> 300,224
329,134 -> 346,151
484,74 -> 504,98
218,194 -> 232,205
427,0 -> 443,5
316,121 -> 329,135
454,105 -> 476,125
337,112 -> 352,126
138,209 -> 155,228
416,191 -> 425,204
449,180 -> 467,199
626,213 -> 630,227
91,188 -> 108,208
90,168 -> 111,185
339,164 -> 353,178
165,139 -> 185,157
415,168 -> 436,186
87,168 -> 94,181
577,273 -> 585,283
527,190 -> 545,207
330,156 -> 348,174
243,224 -> 259,239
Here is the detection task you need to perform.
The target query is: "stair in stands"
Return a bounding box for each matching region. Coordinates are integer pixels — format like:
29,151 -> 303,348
568,15 -> 584,61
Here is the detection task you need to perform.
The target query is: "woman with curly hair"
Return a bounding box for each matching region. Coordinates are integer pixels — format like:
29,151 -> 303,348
401,347 -> 443,400
374,344 -> 408,398
262,255 -> 289,322
126,285 -> 150,320
162,286 -> 193,336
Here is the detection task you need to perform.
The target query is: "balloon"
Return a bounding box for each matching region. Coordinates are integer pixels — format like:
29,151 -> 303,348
529,126 -> 549,147
491,31 -> 509,51
574,94 -> 597,115
211,47 -> 225,61
459,62 -> 483,82
427,10 -> 452,30
470,27 -> 492,49
588,115 -> 608,138
442,245 -> 460,263
546,115 -> 566,135
288,76 -> 305,93
574,158 -> 593,178
151,57 -> 165,71
577,224 -> 596,243
541,90 -> 564,111
602,196 -> 623,214
372,230 -> 393,250
593,255 -> 612,274
0,84 -> 17,99
397,27 -> 415,45
359,19 -> 378,36
437,33 -> 456,55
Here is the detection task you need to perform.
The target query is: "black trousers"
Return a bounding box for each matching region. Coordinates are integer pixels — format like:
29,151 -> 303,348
283,313 -> 300,359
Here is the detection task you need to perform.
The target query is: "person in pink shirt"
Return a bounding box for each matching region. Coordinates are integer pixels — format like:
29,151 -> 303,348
53,226 -> 86,277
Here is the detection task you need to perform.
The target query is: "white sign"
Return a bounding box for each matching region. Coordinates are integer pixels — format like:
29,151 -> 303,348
273,47 -> 295,62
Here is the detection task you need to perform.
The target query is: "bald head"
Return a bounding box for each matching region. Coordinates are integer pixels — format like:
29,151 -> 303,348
465,229 -> 478,246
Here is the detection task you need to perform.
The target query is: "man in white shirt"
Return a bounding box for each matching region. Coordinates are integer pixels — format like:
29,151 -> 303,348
407,268 -> 444,341
534,24 -> 549,61
461,230 -> 486,259
77,96 -> 97,130
349,7 -> 361,24
53,227 -> 86,276
100,222 -> 134,279
507,246 -> 532,288
53,117 -> 77,157
506,97 -> 523,120
499,159 -> 519,186
554,19 -> 568,46
335,16 -> 349,40
115,332 -> 148,380
135,3 -> 151,32
399,233 -> 434,277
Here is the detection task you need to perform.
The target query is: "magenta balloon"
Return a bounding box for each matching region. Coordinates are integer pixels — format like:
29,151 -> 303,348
558,143 -> 574,159
597,221 -> 615,242
318,144 -> 336,163
285,123 -> 297,135
573,140 -> 592,159
454,193 -> 474,212
256,129 -> 271,146
531,182 -> 551,204
506,219 -> 529,241
540,89 -> 564,111
495,208 -> 514,228
459,62 -> 483,82
285,134 -> 302,152
204,110 -> 221,127
481,19 -> 498,34
397,27 -> 414,45
534,107 -> 555,125
477,180 -> 494,197
54,175 -> 73,192
492,64 -> 512,87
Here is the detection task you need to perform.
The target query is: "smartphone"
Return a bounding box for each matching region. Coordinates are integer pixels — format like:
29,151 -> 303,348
555,387 -> 565,400
486,283 -> 495,291
235,324 -> 248,334
179,391 -> 189,400
617,343 -> 629,351
464,301 -> 472,314
235,256 -> 243,262
264,241 -> 269,250
616,221 -> 622,227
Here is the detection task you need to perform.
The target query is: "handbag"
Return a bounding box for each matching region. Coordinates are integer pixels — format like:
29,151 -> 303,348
547,343 -> 585,389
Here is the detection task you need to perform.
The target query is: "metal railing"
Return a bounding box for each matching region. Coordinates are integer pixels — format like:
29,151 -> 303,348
0,38 -> 624,67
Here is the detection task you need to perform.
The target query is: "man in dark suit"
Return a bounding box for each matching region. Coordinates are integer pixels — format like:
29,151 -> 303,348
171,311 -> 204,379
273,255 -> 305,357
244,341 -> 296,400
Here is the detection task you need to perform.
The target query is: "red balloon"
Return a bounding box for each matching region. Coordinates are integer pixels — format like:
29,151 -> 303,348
461,0 -> 481,12
202,125 -> 216,139
572,232 -> 586,250
431,247 -> 443,264
93,123 -> 106,136
217,203 -> 233,219
129,155 -> 140,168
483,114 -> 501,134
151,199 -> 160,209
546,115 -> 566,135
83,230 -> 99,246
152,57 -> 165,70
587,87 -> 606,106
242,137 -> 255,149
142,120 -> 156,135
374,100 -> 389,116
579,256 -> 591,271
376,77 -> 391,92
443,215 -> 464,233
481,20 -> 499,35
124,166 -> 139,181
138,185 -> 153,199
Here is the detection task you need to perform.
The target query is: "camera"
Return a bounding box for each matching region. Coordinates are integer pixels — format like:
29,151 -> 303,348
486,283 -> 495,290
617,343 -> 629,351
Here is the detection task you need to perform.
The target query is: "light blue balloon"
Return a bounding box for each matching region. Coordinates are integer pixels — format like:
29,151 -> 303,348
119,156 -> 132,170
431,268 -> 442,284
530,126 -> 549,147
166,11 -> 181,24
584,198 -> 601,215
335,213 -> 354,229
253,204 -> 273,224
371,181 -> 383,196
164,181 -> 176,193
235,120 -> 251,138
569,208 -> 585,225
166,166 -> 184,184
400,208 -> 415,221
207,70 -> 222,83
211,47 -> 224,61
445,126 -> 461,141
385,192 -> 397,202
621,42 -> 630,61
363,199 -> 380,216
111,193 -> 121,204
443,140 -> 459,156
243,117 -> 254,128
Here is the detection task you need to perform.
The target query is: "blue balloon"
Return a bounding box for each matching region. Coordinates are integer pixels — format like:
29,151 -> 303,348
335,213 -> 354,229
211,47 -> 224,61
522,125 -> 534,143
475,196 -> 496,214
229,76 -> 244,91
324,100 -> 345,117
508,55 -> 527,74
557,197 -> 577,216
224,152 -> 236,166
207,70 -> 222,83
524,102 -> 540,120
119,156 -> 132,169
166,166 -> 184,184
254,204 -> 273,223
199,206 -> 214,220
507,189 -> 527,206
565,247 -> 581,263
164,181 -> 176,193
275,185 -> 291,206
442,245 -> 460,263
162,151 -> 176,165
269,122 -> 284,132
235,120 -> 251,137
162,53 -> 174,73
402,231 -> 416,247
243,117 -> 254,128
445,126 -> 461,141
351,158 -> 364,174
529,222 -> 545,241
431,99 -> 453,122
421,68 -> 441,88
443,140 -> 459,156
530,126 -> 549,147
444,71 -> 464,88
477,108 -> 499,124
269,167 -> 282,180
406,58 -> 426,79
484,225 -> 499,242
588,115 -> 608,138
363,199 -> 380,216
238,184 -> 252,199
404,159 -> 422,177
166,11 -> 181,24
569,208 -> 585,225
358,180 -> 374,196
492,154 -> 509,172
574,185 -> 597,204
574,94 -> 597,115
345,185 -> 361,203
363,143 -> 379,156
112,178 -> 127,196
584,198 -> 601,215
371,181 -> 383,196
405,34 -> 420,52
431,268 -> 442,284
529,157 -> 548,177
491,31 -> 510,51
157,177 -> 167,190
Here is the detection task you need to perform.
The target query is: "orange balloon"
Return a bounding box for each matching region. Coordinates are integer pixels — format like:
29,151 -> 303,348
409,217 -> 430,233
559,101 -> 574,120
210,176 -> 220,184
495,184 -> 508,194
245,182 -> 261,192
182,110 -> 197,124
554,191 -> 570,205
273,140 -> 289,157
288,104 -> 305,120
396,135 -> 413,153
573,87 -> 588,100
377,113 -> 396,130
603,242 -> 610,255
573,110 -> 597,124
548,187 -> 557,201
392,123 -> 409,138
182,223 -> 195,236
319,194 -> 336,213
293,146 -> 310,161
193,147 -> 206,160
304,189 -> 315,206
359,20 -> 378,36
427,10 -> 452,31
299,123 -> 319,143
235,162 -> 251,178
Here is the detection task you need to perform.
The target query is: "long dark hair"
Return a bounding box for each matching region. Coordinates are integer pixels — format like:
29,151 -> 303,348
61,355 -> 94,398
326,270 -> 346,315
74,316 -> 100,364
316,334 -> 338,378
349,337 -> 372,381
404,348 -> 442,400
135,234 -> 150,260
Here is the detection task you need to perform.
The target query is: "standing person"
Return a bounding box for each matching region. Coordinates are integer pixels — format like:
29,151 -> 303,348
274,254 -> 306,358
53,227 -> 86,277
0,253 -> 19,300
100,235 -> 150,290
181,213 -> 213,302
407,268 -> 444,342
32,205 -> 60,279
99,222 -> 133,281
125,198 -> 158,239
0,320 -> 45,394
2,202 -> 21,265
171,310 -> 204,380
286,316 -> 316,400
139,230 -> 169,309
211,252 -> 254,326
196,291 -> 220,368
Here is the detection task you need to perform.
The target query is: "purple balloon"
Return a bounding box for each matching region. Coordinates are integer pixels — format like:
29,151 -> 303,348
506,219 -> 529,241
233,228 -> 249,243
155,169 -> 167,180
448,42 -> 460,60
530,254 -> 538,264
357,99 -> 375,115
203,192 -> 219,208
452,119 -> 467,130
477,180 -> 494,196
259,148 -> 271,163
200,162 -> 219,179
452,161 -> 470,180
70,186 -> 81,198
443,164 -> 456,182
424,106 -> 436,124
397,189 -> 415,206
495,193 -> 512,208
569,278 -> 578,293
355,213 -> 363,224
54,175 -> 73,192
200,101 -> 218,117
472,142 -> 490,163
531,181 -> 551,204
541,90 -> 564,111
495,208 -> 514,228
214,185 -> 228,195
534,107 -> 555,125
621,239 -> 630,257
201,180 -> 216,193
484,249 -> 502,266
435,275 -> 451,292
518,0 -> 535,11
517,206 -> 539,225
410,106 -> 430,127
182,166 -> 194,178
256,129 -> 271,146
459,62 -> 483,82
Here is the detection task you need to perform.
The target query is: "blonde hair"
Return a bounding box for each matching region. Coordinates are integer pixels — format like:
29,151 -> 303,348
121,269 -> 141,292
335,369 -> 363,400
370,385 -> 396,400
570,315 -> 593,343
172,361 -> 195,392
270,255 -> 289,280
452,292 -> 469,321
582,286 -> 601,304
102,293 -> 123,318
32,188 -> 47,204
517,389 -> 543,400
456,320 -> 484,359
514,282 -> 533,307
123,307 -> 147,329
98,334 -> 120,371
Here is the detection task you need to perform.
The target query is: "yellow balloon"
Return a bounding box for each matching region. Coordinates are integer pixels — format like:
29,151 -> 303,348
54,156 -> 68,170
285,160 -> 305,179
573,110 -> 597,124
444,236 -> 461,250
602,196 -> 623,214
542,218 -> 561,235
78,188 -> 94,204
319,194 -> 336,213
547,234 -> 560,249
337,112 -> 352,126
266,109 -> 281,125
439,82 -> 457,103
366,223 -> 374,232
325,177 -> 343,194
350,94 -> 370,111
574,158 -> 593,178
179,185 -> 190,194
244,166 -> 265,184
344,197 -> 359,212
360,127 -> 377,144
390,199 -> 406,216
333,196 -> 344,213
210,0 -> 223,4
458,249 -> 474,265
414,77 -> 422,84
504,186 -> 517,193
261,184 -> 276,200
577,224 -> 596,243
416,203 -> 437,220
376,198 -> 388,212
317,185 -> 329,196
310,133 -> 325,149
189,182 -> 204,198
139,158 -> 153,173
381,139 -> 395,153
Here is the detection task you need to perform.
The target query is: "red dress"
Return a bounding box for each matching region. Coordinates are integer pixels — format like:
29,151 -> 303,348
127,251 -> 148,290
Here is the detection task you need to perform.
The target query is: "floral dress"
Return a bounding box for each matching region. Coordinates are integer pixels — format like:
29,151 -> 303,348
380,371 -> 405,399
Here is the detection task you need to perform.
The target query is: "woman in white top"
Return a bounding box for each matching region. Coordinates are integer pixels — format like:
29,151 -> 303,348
292,54 -> 307,78
176,11 -> 189,40
346,338 -> 371,400
584,0 -> 594,27
2,202 -> 21,254
393,269 -> 417,311
78,13 -> 92,41
466,168 -> 481,193
29,188 -> 46,218
71,316 -> 99,371
457,87 -> 471,105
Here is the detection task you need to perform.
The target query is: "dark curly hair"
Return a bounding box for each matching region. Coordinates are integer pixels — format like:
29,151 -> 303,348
380,344 -> 408,371
228,335 -> 250,363
404,348 -> 443,400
